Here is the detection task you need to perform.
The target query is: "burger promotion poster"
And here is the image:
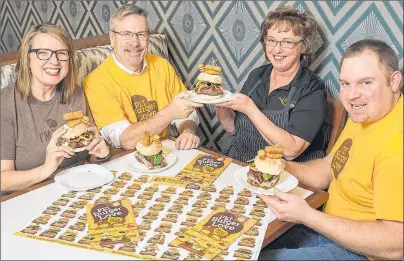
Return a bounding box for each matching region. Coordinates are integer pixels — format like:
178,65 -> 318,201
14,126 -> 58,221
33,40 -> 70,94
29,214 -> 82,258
149,154 -> 232,188
171,208 -> 257,259
14,171 -> 271,260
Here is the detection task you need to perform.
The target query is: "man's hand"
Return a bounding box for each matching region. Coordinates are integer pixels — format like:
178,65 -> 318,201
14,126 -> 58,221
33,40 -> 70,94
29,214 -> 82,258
167,92 -> 204,120
175,131 -> 200,150
216,93 -> 257,116
259,188 -> 314,224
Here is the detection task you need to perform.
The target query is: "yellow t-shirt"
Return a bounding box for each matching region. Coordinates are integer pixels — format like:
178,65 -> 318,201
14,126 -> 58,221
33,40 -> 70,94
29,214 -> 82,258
83,54 -> 186,137
325,96 -> 403,223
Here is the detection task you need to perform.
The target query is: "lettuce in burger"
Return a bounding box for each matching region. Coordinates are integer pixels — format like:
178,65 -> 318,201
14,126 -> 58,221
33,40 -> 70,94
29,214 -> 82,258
135,132 -> 167,169
247,147 -> 284,190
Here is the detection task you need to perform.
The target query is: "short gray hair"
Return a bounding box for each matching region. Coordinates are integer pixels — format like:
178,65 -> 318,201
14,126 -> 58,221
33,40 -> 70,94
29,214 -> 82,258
109,4 -> 149,31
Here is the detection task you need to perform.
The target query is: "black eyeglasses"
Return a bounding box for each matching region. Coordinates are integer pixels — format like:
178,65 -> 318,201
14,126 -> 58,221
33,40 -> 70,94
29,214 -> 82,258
29,49 -> 70,61
264,38 -> 303,49
111,30 -> 149,40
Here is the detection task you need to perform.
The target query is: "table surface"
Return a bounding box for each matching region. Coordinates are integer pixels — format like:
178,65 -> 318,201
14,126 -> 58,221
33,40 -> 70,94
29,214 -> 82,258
1,140 -> 328,260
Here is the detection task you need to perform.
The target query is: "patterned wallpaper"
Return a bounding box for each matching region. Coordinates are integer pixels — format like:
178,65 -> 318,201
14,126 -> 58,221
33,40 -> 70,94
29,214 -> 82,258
1,1 -> 403,151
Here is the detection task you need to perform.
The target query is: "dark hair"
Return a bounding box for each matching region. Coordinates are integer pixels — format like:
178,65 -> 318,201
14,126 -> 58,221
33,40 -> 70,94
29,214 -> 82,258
260,6 -> 318,67
340,39 -> 399,77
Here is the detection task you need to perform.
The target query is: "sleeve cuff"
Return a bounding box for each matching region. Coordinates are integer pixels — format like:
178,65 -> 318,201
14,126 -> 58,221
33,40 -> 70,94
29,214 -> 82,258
100,120 -> 131,148
171,110 -> 200,129
285,124 -> 312,143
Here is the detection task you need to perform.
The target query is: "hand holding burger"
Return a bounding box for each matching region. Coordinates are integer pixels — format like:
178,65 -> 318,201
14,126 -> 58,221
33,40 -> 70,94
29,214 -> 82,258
41,126 -> 75,178
85,126 -> 110,160
58,112 -> 95,152
57,111 -> 110,159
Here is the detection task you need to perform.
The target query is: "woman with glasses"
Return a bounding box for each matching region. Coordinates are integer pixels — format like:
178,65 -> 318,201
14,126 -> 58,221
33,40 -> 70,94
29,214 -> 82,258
216,6 -> 328,162
1,23 -> 110,192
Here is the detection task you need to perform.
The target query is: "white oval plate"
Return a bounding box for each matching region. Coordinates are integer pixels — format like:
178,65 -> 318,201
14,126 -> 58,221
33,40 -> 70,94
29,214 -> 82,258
186,90 -> 233,104
54,164 -> 114,191
233,166 -> 298,195
121,153 -> 177,173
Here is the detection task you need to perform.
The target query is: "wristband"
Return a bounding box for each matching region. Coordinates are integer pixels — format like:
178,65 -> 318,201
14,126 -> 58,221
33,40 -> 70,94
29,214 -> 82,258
94,149 -> 111,161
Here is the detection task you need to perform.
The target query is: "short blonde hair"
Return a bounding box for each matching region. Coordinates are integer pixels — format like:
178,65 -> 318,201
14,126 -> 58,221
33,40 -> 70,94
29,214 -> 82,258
15,23 -> 77,103
260,6 -> 318,67
109,4 -> 149,31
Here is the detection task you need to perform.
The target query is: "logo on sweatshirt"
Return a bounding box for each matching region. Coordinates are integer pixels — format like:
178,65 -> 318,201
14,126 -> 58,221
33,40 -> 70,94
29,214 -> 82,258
331,138 -> 352,179
47,119 -> 57,128
131,95 -> 158,122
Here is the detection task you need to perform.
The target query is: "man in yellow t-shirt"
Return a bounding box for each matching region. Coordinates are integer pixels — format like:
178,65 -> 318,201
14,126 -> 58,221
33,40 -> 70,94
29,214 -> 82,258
258,40 -> 403,260
84,4 -> 203,150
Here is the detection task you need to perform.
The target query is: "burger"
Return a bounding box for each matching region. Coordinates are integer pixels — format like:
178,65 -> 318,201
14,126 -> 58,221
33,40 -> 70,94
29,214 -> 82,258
58,123 -> 94,152
247,146 -> 285,190
161,248 -> 180,259
193,72 -> 225,100
233,248 -> 253,259
134,132 -> 167,169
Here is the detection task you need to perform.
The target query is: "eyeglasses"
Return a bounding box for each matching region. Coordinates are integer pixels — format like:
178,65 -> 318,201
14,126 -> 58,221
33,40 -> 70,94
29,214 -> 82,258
264,38 -> 303,49
29,49 -> 70,61
111,30 -> 149,41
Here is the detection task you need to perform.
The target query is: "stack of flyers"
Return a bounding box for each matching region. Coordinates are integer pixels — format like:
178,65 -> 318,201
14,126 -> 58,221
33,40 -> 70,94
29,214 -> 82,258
150,154 -> 232,189
170,207 -> 257,259
86,198 -> 140,247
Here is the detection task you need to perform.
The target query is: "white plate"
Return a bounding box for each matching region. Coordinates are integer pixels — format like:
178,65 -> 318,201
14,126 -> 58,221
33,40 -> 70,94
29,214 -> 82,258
121,153 -> 177,173
233,166 -> 298,195
54,164 -> 114,191
186,90 -> 233,104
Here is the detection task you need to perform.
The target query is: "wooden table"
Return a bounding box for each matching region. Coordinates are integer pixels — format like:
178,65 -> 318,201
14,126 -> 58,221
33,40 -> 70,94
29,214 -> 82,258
1,144 -> 328,251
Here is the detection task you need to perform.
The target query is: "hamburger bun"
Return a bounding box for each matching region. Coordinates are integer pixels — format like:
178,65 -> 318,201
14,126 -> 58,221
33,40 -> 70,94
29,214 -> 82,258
62,124 -> 88,139
136,141 -> 162,156
253,156 -> 284,176
196,72 -> 223,85
59,124 -> 94,152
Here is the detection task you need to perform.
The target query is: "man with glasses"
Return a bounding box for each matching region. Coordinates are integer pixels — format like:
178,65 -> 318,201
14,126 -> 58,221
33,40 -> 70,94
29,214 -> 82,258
84,4 -> 202,150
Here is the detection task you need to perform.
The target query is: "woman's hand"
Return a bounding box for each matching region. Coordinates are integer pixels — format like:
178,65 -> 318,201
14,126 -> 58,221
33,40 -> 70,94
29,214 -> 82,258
216,93 -> 257,116
86,127 -> 110,159
214,106 -> 236,134
41,126 -> 74,177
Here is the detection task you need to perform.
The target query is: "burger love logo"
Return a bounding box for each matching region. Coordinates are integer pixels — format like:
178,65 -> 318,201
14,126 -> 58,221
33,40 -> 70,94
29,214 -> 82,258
331,138 -> 352,179
194,156 -> 224,169
203,211 -> 243,235
131,95 -> 158,122
91,203 -> 128,224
